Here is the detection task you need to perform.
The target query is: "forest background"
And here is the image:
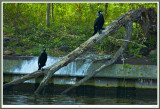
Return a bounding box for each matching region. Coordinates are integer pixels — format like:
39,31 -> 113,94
3,3 -> 157,63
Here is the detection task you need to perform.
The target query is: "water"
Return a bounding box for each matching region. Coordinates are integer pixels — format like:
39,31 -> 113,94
3,56 -> 157,106
3,91 -> 157,105
4,56 -> 93,76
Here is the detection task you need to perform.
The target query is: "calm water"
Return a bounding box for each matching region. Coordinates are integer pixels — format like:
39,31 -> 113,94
3,91 -> 157,105
3,56 -> 157,106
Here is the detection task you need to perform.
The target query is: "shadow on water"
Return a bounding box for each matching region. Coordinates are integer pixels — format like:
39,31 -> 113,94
3,85 -> 157,105
3,56 -> 157,105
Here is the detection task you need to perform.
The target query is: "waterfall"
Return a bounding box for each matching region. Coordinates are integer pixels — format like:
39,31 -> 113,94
54,59 -> 93,76
76,59 -> 93,76
8,56 -> 60,73
4,56 -> 93,76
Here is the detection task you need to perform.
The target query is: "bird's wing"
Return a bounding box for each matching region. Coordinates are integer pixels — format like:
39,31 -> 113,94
94,17 -> 101,29
38,52 -> 43,65
94,17 -> 100,25
99,15 -> 104,28
44,53 -> 47,63
38,56 -> 40,64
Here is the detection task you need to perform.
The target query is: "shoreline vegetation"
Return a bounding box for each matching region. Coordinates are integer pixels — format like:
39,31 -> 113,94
3,3 -> 157,64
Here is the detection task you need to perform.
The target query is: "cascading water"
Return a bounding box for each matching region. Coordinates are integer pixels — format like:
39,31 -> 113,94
55,59 -> 93,76
7,56 -> 60,73
76,59 -> 93,76
4,56 -> 93,76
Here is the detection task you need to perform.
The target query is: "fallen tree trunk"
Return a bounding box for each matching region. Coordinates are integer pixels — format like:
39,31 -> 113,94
61,21 -> 133,95
3,69 -> 49,89
3,8 -> 147,93
34,8 -> 145,94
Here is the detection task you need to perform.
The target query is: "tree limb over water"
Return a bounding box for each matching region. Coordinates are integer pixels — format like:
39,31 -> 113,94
3,8 -> 156,95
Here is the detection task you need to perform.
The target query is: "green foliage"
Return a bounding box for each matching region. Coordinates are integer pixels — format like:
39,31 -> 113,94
15,47 -> 23,54
119,63 -> 132,71
148,49 -> 157,64
147,35 -> 157,48
128,43 -> 142,58
51,51 -> 65,57
30,47 -> 42,56
3,3 -> 157,57
123,63 -> 132,69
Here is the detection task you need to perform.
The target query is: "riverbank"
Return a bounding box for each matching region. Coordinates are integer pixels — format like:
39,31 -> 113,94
3,33 -> 157,66
3,55 -> 157,105
3,53 -> 157,65
3,55 -> 157,89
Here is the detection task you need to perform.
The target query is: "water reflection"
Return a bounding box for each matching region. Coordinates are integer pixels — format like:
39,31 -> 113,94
3,91 -> 157,105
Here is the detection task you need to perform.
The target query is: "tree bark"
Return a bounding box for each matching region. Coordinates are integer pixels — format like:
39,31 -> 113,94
34,8 -> 145,94
104,3 -> 108,19
51,3 -> 54,19
3,69 -> 49,89
61,21 -> 133,95
46,3 -> 50,27
14,3 -> 19,35
3,8 -> 148,94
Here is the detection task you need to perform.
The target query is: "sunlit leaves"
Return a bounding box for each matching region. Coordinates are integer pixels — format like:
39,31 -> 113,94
3,3 -> 157,56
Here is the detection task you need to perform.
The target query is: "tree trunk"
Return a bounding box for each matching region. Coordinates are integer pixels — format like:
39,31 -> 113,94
14,3 -> 19,35
104,3 -> 108,17
61,21 -> 133,95
51,3 -> 54,19
3,69 -> 49,89
34,8 -> 146,94
46,3 -> 50,28
3,8 -> 150,94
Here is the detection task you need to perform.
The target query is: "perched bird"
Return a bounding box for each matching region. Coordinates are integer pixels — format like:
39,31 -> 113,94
93,11 -> 105,35
38,46 -> 47,70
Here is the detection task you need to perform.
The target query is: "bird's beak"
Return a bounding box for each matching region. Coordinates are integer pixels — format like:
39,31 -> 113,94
101,11 -> 105,13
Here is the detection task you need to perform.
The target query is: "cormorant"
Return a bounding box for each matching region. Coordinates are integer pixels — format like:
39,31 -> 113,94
93,11 -> 105,35
38,46 -> 47,70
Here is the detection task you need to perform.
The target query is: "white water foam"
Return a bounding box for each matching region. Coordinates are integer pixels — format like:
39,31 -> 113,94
8,56 -> 93,76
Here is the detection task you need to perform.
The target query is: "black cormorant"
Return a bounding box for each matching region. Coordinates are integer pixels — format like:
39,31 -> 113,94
38,46 -> 47,70
93,11 -> 105,35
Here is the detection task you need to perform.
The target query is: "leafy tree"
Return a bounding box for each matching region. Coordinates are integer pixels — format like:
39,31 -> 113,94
3,3 -> 157,61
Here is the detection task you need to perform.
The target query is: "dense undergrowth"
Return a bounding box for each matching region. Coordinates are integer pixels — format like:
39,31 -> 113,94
3,3 -> 157,63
